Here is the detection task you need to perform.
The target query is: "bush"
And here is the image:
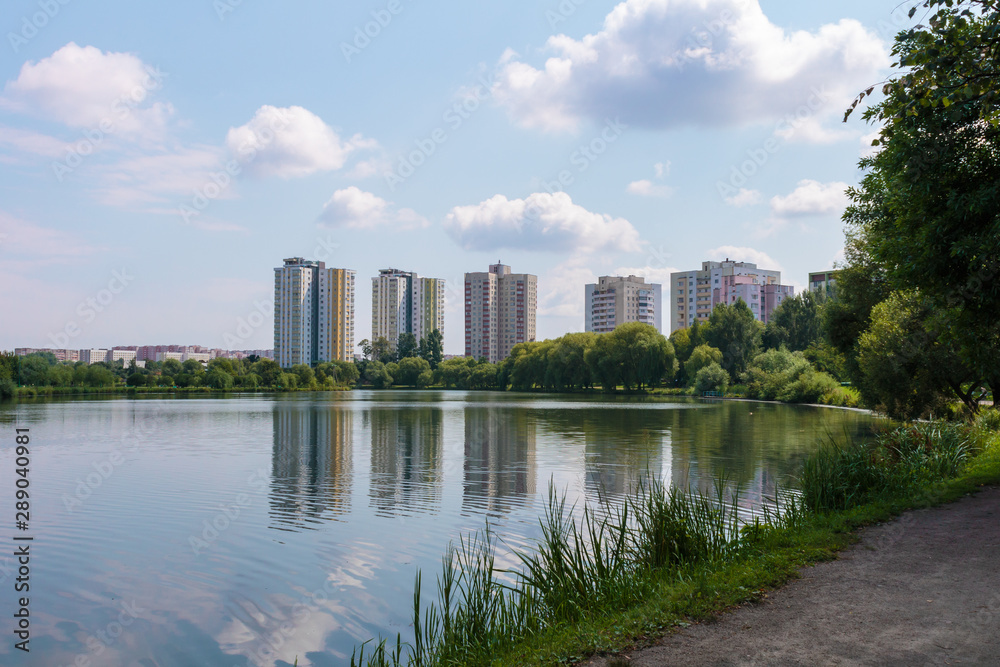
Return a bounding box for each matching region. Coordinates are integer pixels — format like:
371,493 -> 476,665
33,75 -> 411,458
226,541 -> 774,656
0,377 -> 16,400
694,362 -> 729,394
743,348 -> 839,404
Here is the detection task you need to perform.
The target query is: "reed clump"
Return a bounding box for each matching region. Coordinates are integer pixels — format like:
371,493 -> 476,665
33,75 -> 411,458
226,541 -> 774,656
351,478 -> 801,667
800,421 -> 976,512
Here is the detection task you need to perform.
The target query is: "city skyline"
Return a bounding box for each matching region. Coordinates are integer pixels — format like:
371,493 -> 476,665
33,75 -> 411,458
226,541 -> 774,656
7,256 -> 828,358
0,0 -> 904,354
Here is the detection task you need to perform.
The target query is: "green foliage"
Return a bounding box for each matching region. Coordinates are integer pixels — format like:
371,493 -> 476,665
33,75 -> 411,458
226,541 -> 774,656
706,301 -> 762,380
434,357 -> 476,389
693,362 -> 729,394
801,422 -> 975,512
420,329 -> 444,370
397,333 -> 418,361
204,369 -> 235,390
742,348 -> 839,404
396,357 -> 432,387
352,477 -> 796,667
684,345 -> 723,384
762,292 -> 825,352
366,361 -> 394,389
856,292 -> 975,419
585,323 -> 675,391
842,1 -> 1000,404
290,364 -> 316,389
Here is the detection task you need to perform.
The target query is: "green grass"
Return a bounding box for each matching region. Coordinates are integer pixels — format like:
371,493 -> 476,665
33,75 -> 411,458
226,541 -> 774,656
351,413 -> 1000,667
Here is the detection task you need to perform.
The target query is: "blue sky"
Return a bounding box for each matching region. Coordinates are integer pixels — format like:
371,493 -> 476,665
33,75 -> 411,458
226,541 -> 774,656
0,0 -> 913,355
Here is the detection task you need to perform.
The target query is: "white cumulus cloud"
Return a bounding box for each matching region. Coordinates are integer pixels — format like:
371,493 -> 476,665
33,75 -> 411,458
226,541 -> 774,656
770,180 -> 849,217
444,192 -> 641,254
226,106 -> 375,179
317,187 -> 428,230
626,179 -> 673,198
491,0 -> 889,135
724,188 -> 762,207
0,42 -> 172,140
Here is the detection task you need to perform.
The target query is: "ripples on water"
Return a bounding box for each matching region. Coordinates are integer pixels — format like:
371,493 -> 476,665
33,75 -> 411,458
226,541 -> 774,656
0,391 -> 874,665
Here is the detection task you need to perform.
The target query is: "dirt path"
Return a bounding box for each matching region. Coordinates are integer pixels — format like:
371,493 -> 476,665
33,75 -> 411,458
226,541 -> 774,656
585,487 -> 1000,667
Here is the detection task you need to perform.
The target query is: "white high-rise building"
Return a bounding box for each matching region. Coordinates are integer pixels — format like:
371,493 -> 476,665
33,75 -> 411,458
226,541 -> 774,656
274,258 -> 355,368
670,259 -> 793,333
371,269 -> 445,354
585,276 -> 662,334
465,263 -> 537,363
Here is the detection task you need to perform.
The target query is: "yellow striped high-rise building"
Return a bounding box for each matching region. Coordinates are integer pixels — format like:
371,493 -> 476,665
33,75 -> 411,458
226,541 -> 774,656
274,258 -> 355,368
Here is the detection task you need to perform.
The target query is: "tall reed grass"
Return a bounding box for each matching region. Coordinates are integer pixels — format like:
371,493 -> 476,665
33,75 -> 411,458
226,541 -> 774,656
800,421 -> 976,511
351,477 -> 801,667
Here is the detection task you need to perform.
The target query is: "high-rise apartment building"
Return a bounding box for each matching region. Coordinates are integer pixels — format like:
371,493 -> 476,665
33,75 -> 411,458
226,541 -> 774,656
371,269 -> 445,354
808,270 -> 839,297
274,258 -> 355,368
465,263 -> 537,363
670,260 -> 794,332
585,275 -> 662,334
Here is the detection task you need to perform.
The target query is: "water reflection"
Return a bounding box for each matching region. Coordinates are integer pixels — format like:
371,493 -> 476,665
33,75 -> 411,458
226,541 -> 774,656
367,406 -> 444,517
270,405 -> 353,530
462,407 -> 536,514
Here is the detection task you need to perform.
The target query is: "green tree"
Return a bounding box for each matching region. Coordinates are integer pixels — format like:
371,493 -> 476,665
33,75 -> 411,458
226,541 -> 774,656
843,0 -> 1000,400
397,332 -> 418,360
694,363 -> 729,394
684,344 -> 724,385
857,291 -> 977,419
162,359 -> 183,377
290,364 -> 316,389
396,356 -> 431,386
434,357 -> 473,388
252,358 -> 283,387
706,301 -> 763,379
372,336 -> 393,364
204,369 -> 235,390
18,353 -> 54,386
365,360 -> 393,389
763,292 -> 825,352
420,329 -> 444,369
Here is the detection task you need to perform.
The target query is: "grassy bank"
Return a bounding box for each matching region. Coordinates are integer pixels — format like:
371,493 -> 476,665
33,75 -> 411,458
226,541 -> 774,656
352,413 -> 1000,667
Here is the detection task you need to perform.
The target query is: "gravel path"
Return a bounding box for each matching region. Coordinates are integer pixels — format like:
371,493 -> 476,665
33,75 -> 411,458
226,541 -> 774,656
584,486 -> 1000,667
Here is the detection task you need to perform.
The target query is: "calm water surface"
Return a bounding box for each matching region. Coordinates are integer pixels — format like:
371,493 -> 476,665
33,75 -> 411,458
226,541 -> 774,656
0,391 -> 874,666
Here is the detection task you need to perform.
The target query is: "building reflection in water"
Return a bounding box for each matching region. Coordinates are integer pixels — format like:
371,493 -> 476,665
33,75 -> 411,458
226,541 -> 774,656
581,408 -> 667,498
270,404 -> 353,531
462,406 -> 536,515
367,406 -> 444,517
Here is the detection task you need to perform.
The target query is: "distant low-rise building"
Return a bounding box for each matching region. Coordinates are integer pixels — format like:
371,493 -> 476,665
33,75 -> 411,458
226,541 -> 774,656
585,275 -> 662,334
80,349 -> 109,364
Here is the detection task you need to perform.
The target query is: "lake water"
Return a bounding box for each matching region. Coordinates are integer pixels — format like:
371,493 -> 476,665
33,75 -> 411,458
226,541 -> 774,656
0,392 -> 874,666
